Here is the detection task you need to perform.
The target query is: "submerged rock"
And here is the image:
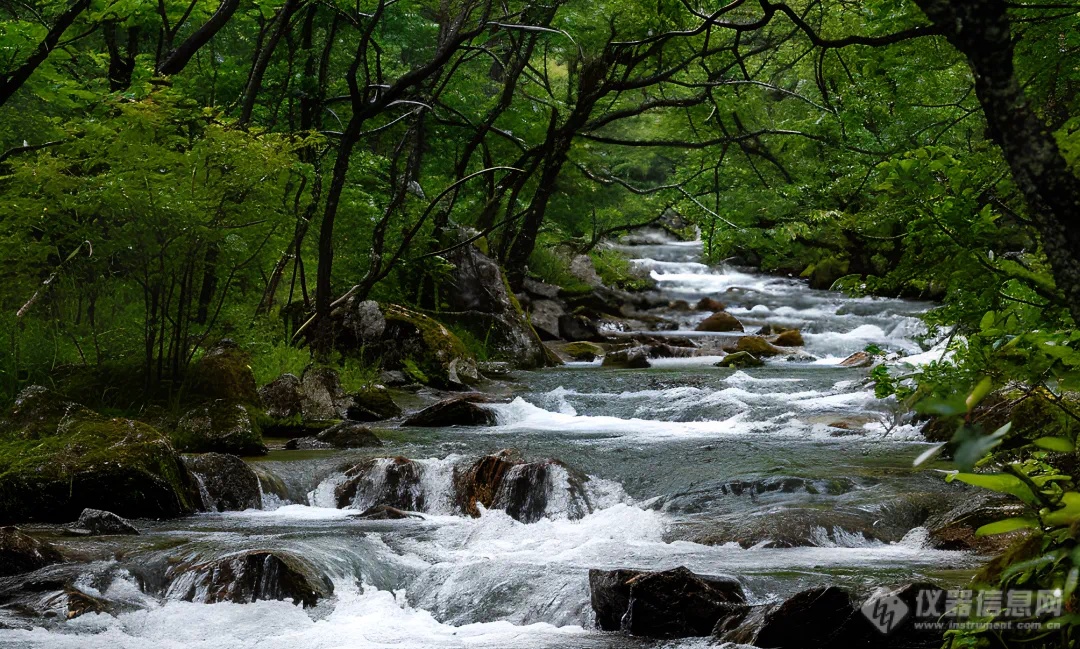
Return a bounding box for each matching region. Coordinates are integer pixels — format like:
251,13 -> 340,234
68,508 -> 139,536
166,550 -> 333,608
601,347 -> 652,369
590,566 -> 746,638
286,421 -> 383,450
0,526 -> 63,576
182,453 -> 262,512
174,400 -> 266,455
402,396 -> 496,427
353,504 -> 423,520
696,311 -> 744,332
715,351 -> 763,368
0,392 -> 201,524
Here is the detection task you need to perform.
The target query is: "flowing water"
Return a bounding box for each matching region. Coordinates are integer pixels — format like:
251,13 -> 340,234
0,236 -> 975,648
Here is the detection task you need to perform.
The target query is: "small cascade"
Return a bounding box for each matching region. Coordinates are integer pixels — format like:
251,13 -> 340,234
163,550 -> 333,607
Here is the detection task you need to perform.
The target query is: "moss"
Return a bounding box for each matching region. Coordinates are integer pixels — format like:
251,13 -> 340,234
184,342 -> 261,406
0,412 -> 199,523
172,401 -> 266,456
563,342 -> 604,361
382,305 -> 476,388
590,248 -> 655,292
735,336 -> 781,357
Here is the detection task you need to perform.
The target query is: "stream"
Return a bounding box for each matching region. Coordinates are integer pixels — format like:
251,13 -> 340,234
0,236 -> 977,648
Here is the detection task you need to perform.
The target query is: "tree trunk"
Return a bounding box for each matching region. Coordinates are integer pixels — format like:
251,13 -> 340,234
157,0 -> 241,76
0,0 -> 92,107
915,0 -> 1080,322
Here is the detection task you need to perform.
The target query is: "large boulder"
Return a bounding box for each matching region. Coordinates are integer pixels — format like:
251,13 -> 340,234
381,304 -> 481,388
182,453 -> 263,511
174,400 -> 266,455
258,373 -> 303,420
402,396 -> 497,427
68,508 -> 139,535
491,459 -> 593,523
696,311 -> 744,332
185,341 -> 260,405
0,526 -> 63,576
590,566 -> 746,638
559,314 -> 603,342
300,366 -> 347,420
438,244 -> 552,369
345,385 -> 402,421
772,329 -> 805,347
529,300 -> 564,340
0,390 -> 201,524
165,550 -> 333,608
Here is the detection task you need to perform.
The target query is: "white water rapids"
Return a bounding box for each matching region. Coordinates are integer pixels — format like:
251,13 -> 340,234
0,236 -> 975,649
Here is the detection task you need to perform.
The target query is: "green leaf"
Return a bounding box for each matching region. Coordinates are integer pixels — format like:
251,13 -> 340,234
1032,437 -> 1076,453
965,377 -> 993,411
1042,492 -> 1080,527
945,470 -> 1039,506
975,517 -> 1039,536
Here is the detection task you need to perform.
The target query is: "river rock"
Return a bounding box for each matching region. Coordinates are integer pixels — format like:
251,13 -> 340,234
590,566 -> 746,638
166,550 -> 333,608
648,343 -> 696,359
300,366 -> 346,420
439,244 -> 551,369
316,421 -> 382,448
523,277 -> 561,299
354,504 -> 424,520
259,373 -> 303,420
174,400 -> 266,455
734,336 -> 781,357
335,457 -> 425,510
715,351 -> 763,368
69,508 -> 139,535
182,453 -> 262,511
184,340 -> 261,405
403,396 -> 496,427
345,385 -> 401,421
561,341 -> 604,361
696,311 -> 744,332
838,351 -> 873,367
529,300 -> 564,340
382,304 -> 482,387
925,493 -> 1027,553
695,297 -> 727,312
772,329 -> 805,346
0,527 -> 63,576
602,346 -> 652,369
491,459 -> 593,523
342,298 -> 386,343
45,587 -> 109,620
477,361 -> 514,378
455,452 -> 519,517
0,392 -> 201,524
559,314 -> 602,342
716,586 -> 864,647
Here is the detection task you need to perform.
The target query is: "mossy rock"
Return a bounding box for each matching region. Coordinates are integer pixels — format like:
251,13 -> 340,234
772,329 -> 804,347
0,392 -> 201,524
802,257 -> 850,290
563,341 -> 604,362
734,336 -> 781,357
715,351 -> 764,368
184,341 -> 260,406
346,386 -> 402,421
173,400 -> 267,456
381,305 -> 479,388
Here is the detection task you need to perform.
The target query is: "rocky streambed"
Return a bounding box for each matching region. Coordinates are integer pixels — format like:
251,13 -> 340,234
0,234 -> 1000,648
